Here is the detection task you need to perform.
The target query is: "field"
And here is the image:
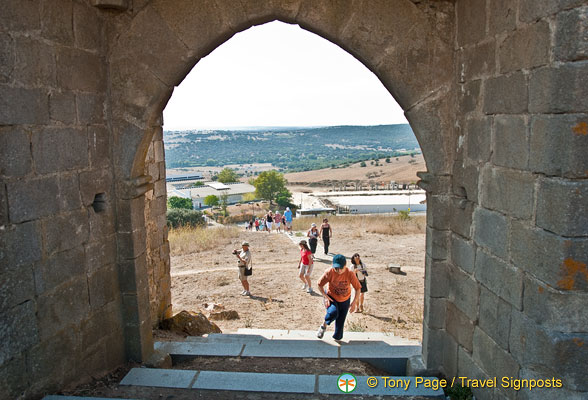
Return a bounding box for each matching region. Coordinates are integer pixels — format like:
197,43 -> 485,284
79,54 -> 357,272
168,215 -> 426,341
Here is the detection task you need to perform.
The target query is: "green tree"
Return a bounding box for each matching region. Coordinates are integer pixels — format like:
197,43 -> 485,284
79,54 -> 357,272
220,193 -> 229,216
191,181 -> 204,187
204,195 -> 219,207
360,161 -> 367,167
253,170 -> 288,205
166,209 -> 205,228
275,188 -> 293,208
217,168 -> 239,183
167,196 -> 193,210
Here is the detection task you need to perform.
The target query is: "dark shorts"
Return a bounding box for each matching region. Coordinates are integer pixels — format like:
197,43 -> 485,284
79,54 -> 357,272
360,279 -> 368,293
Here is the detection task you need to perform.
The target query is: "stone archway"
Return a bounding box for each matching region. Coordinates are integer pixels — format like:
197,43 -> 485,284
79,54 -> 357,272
108,0 -> 455,365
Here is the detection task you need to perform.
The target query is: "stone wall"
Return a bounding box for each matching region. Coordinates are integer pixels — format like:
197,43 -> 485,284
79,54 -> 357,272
0,1 -> 125,398
143,126 -> 172,325
0,1 -> 586,399
421,1 -> 588,399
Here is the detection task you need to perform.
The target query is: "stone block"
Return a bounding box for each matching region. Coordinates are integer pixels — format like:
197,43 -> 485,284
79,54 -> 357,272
0,184 -> 7,227
49,91 -> 76,124
446,301 -> 475,352
14,36 -> 56,87
0,0 -> 40,32
88,125 -> 110,168
423,296 -> 446,330
34,247 -> 86,296
456,0 -> 486,46
509,309 -> 588,391
523,275 -> 588,332
529,63 -> 588,113
73,1 -> 104,52
43,210 -> 89,255
426,226 -> 449,261
0,85 -> 49,125
422,324 -> 444,370
480,166 -> 535,220
475,249 -> 523,308
153,179 -> 166,198
517,368 -> 588,399
451,234 -> 476,274
7,176 -> 60,223
117,228 -> 147,261
28,330 -> 77,389
450,197 -> 475,239
36,277 -> 90,340
483,72 -> 528,114
529,114 -> 588,178
0,300 -> 39,365
448,263 -> 479,321
88,263 -> 119,310
499,21 -> 551,73
32,127 -> 89,174
493,115 -> 529,170
0,33 -> 13,84
89,206 -> 116,241
0,221 -> 42,269
118,252 -> 148,294
0,127 -> 32,178
465,116 -> 492,163
79,168 -> 113,207
117,197 -> 146,233
57,173 -> 82,213
473,327 -> 520,381
76,93 -> 105,125
147,162 -> 160,182
85,235 -> 116,273
0,264 -> 35,312
457,347 -> 493,400
80,300 -> 122,351
40,0 -> 73,45
452,162 -> 479,204
426,194 -> 451,231
510,220 -> 588,290
473,207 -> 509,260
56,47 -> 105,92
488,0 -> 517,35
478,286 -> 512,349
554,6 -> 588,62
0,355 -> 28,400
458,40 -> 496,82
458,80 -> 481,114
425,259 -> 449,298
536,178 -> 588,237
519,0 -> 585,22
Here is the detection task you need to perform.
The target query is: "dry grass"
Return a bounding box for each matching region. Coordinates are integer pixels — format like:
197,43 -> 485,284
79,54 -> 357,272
168,225 -> 241,256
292,214 -> 426,236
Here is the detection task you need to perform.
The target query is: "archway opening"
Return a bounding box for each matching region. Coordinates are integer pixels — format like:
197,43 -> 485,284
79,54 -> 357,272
151,21 -> 428,343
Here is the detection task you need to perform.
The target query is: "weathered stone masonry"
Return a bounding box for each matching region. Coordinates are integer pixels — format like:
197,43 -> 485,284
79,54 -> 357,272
0,1 -> 586,399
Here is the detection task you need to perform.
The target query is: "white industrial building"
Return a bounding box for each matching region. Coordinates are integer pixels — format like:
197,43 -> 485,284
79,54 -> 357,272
318,190 -> 427,214
166,181 -> 255,209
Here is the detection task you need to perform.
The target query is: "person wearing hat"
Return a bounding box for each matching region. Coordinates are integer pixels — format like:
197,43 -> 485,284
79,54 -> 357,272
316,254 -> 361,340
284,207 -> 293,234
298,240 -> 314,293
234,241 -> 252,296
307,223 -> 319,257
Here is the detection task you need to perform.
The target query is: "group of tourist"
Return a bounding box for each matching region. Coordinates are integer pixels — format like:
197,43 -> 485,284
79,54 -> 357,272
232,218 -> 369,340
246,207 -> 293,234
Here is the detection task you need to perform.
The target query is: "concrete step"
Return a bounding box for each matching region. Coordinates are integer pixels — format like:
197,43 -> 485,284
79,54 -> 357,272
120,368 -> 445,397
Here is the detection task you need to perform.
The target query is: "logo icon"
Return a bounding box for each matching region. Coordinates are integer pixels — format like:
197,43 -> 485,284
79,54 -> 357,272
337,373 -> 357,393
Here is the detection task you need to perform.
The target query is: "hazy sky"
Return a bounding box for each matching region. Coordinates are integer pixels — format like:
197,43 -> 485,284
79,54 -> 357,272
162,21 -> 407,130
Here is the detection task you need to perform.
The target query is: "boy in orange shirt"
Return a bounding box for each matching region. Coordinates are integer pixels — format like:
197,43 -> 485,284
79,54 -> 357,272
316,254 -> 361,340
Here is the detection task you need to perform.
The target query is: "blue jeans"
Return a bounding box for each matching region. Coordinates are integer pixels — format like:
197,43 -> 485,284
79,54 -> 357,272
324,297 -> 350,340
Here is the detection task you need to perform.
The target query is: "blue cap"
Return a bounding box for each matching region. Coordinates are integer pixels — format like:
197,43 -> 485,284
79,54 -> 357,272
332,254 -> 346,269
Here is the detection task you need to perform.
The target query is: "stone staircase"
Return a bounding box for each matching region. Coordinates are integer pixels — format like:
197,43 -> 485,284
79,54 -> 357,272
43,330 -> 444,399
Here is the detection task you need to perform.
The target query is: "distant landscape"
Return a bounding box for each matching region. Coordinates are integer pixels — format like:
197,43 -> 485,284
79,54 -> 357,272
164,124 -> 420,172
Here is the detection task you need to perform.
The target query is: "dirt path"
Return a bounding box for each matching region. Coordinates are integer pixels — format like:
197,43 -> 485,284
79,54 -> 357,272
170,224 -> 425,341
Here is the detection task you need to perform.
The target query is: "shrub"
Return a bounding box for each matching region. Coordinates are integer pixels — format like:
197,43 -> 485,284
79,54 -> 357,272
167,196 -> 193,210
166,208 -> 205,228
360,161 -> 367,167
397,210 -> 411,221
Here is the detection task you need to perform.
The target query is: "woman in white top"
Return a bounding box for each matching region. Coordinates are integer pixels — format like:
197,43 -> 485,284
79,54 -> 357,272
350,253 -> 368,312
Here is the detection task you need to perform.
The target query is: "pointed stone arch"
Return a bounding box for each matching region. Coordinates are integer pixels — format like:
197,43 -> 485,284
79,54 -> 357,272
108,0 -> 455,366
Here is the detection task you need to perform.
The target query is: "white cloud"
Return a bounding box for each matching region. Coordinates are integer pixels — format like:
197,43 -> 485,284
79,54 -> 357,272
162,21 -> 407,130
